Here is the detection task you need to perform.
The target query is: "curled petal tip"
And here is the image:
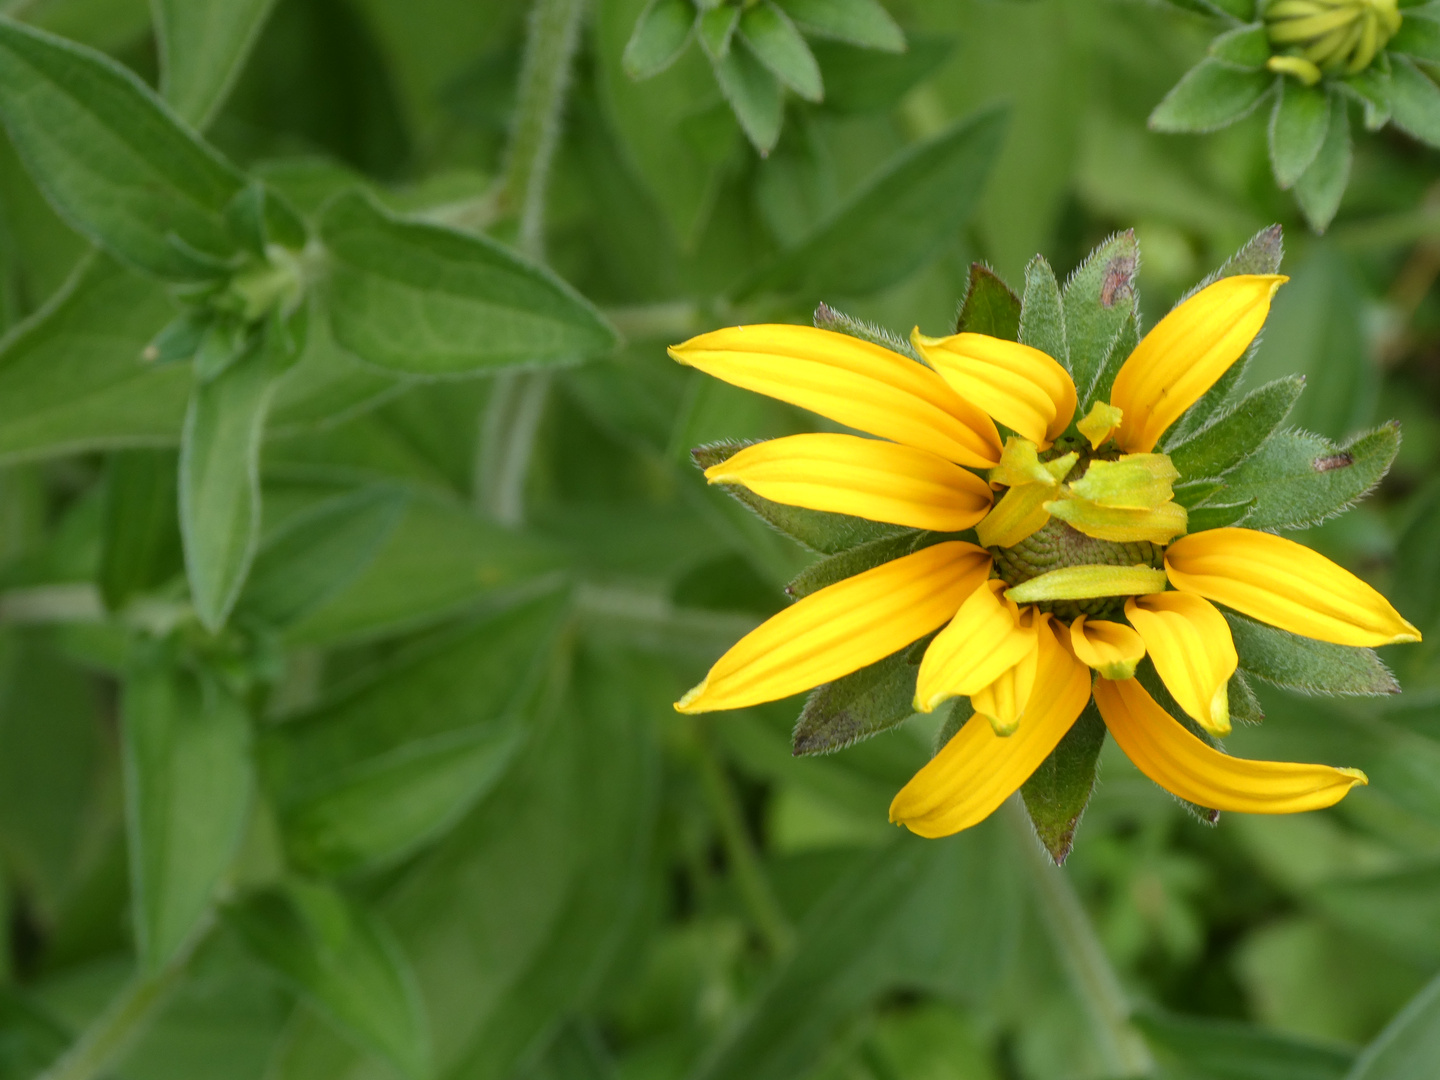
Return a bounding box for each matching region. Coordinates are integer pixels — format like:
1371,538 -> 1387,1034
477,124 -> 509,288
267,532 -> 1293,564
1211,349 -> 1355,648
675,680 -> 709,713
1343,768 -> 1369,787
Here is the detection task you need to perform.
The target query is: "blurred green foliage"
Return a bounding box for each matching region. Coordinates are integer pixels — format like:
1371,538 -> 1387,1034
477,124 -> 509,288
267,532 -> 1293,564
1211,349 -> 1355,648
0,1 -> 1434,1079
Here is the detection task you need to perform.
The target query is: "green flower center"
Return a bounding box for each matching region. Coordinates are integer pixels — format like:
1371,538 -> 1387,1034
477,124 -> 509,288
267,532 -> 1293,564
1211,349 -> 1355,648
992,518 -> 1165,620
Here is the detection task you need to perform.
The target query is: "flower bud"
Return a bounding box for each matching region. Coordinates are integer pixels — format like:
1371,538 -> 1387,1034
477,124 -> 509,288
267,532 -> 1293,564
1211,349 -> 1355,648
1265,0 -> 1402,79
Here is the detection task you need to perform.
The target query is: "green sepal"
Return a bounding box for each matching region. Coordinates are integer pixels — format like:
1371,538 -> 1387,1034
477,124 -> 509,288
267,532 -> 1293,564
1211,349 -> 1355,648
1229,669 -> 1264,724
1387,53 -> 1440,147
1227,612 -> 1400,696
1063,230 -> 1138,404
193,317 -> 254,383
1174,478 -> 1226,508
713,39 -> 787,154
1269,80 -> 1331,189
1149,59 -> 1274,133
1209,23 -> 1270,68
1344,54 -> 1394,130
147,309 -> 212,366
1167,375 -> 1305,480
1186,498 -> 1255,531
1223,422 -> 1399,530
623,0 -> 695,80
786,530 -> 927,599
692,441 -> 905,554
1294,92 -> 1352,232
776,0 -> 906,52
792,635 -> 932,755
1018,254 -> 1068,370
931,695 -> 971,755
1207,0 -> 1256,19
1020,702 -> 1106,865
740,2 -> 823,103
1390,10 -> 1440,61
955,263 -> 1021,340
813,301 -> 917,359
224,180 -> 308,256
1085,307 -> 1139,411
1136,659 -> 1220,825
699,4 -> 740,59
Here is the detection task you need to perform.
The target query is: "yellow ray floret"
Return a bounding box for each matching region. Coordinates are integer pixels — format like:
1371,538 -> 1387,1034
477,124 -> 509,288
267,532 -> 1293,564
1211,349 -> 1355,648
1045,497 -> 1188,545
1109,275 -> 1287,453
1125,593 -> 1238,736
704,433 -> 993,533
915,580 -> 1033,713
976,439 -> 1077,548
1077,402 -> 1123,449
911,330 -> 1077,447
670,325 -> 1001,468
1070,616 -> 1146,681
677,541 -> 993,714
891,619 -> 1091,837
1165,528 -> 1421,648
971,610 -> 1045,736
1094,677 -> 1368,813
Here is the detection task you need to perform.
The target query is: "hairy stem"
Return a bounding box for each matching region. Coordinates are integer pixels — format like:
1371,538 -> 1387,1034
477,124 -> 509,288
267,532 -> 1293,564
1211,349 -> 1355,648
1005,798 -> 1154,1076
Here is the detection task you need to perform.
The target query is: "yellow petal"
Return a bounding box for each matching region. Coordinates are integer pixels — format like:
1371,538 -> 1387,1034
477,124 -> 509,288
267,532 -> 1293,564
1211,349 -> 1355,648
1165,528 -> 1422,647
976,440 -> 1076,548
670,325 -> 1001,467
972,610 -> 1044,736
1068,454 -> 1179,510
915,580 -> 1032,713
1005,564 -> 1169,605
677,541 -> 993,713
1109,275 -> 1287,452
911,330 -> 1077,446
1094,677 -> 1367,814
1045,496 -> 1188,545
1125,593 -> 1238,736
891,619 -> 1092,837
1071,616 -> 1146,681
1077,401 -> 1123,449
705,433 -> 993,532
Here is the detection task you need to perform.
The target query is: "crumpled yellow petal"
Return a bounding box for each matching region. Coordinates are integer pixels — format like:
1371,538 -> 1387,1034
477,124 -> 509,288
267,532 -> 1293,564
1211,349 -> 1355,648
1109,275 -> 1286,452
1071,616 -> 1146,681
676,541 -> 992,713
1094,677 -> 1367,814
1165,528 -> 1421,647
1125,593 -> 1238,736
1067,454 -> 1179,510
915,580 -> 1031,713
1006,564 -> 1169,605
1044,496 -> 1188,545
1077,401 -> 1123,449
704,433 -> 993,532
971,610 -> 1044,736
670,325 -> 1001,467
891,619 -> 1092,837
912,330 -> 1077,447
976,441 -> 1077,548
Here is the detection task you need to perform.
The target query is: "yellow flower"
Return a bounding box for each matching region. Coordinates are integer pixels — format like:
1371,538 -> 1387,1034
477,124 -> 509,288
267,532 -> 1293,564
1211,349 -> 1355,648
668,274 -> 1421,838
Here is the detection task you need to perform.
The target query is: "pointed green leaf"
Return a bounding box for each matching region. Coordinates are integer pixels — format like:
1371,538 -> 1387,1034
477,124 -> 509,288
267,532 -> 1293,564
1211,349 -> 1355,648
1345,55 -> 1394,130
1230,669 -> 1264,724
699,4 -> 740,59
1063,231 -> 1137,400
793,640 -> 925,756
1349,969 -> 1440,1080
1167,376 -> 1305,480
228,881 -> 429,1079
1020,702 -> 1105,864
1135,1008 -> 1353,1080
319,189 -> 617,376
0,18 -> 246,280
268,295 -> 404,433
1085,307 -> 1138,412
786,531 -> 926,599
180,342 -> 278,631
1390,10 -> 1440,61
1188,498 -> 1255,531
154,0 -> 277,129
1227,612 -> 1399,696
712,37 -> 786,153
956,263 -> 1021,339
1270,80 -> 1331,189
124,654 -> 253,970
1149,59 -> 1274,133
1018,254 -> 1067,370
1294,92 -> 1352,232
1175,478 -> 1226,508
1209,23 -> 1271,68
736,106 -> 1007,298
740,2 -> 823,102
813,301 -> 918,358
776,0 -> 905,52
623,0 -> 694,80
99,448 -> 183,612
1223,423 -> 1399,530
1388,53 -> 1440,146
693,441 -> 905,554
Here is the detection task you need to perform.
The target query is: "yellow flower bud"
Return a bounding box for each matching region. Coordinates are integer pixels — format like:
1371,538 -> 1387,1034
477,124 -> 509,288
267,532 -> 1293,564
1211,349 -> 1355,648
1265,0 -> 1402,78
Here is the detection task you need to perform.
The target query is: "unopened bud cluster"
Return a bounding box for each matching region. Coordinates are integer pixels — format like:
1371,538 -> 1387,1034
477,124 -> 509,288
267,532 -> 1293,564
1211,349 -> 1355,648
1265,0 -> 1402,84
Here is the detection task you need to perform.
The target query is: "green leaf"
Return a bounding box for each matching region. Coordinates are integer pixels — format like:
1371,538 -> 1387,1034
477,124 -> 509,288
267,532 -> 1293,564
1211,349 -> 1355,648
153,0 -> 277,129
1348,969 -> 1440,1079
180,343 -> 277,631
1395,478 -> 1440,635
711,38 -> 785,154
736,106 -> 1007,298
1085,307 -> 1139,412
1020,702 -> 1105,864
812,301 -> 917,358
0,18 -> 246,280
955,263 -> 1021,339
776,0 -> 904,51
1390,10 -> 1440,61
238,486 -> 406,628
699,4 -> 740,59
1149,59 -> 1274,133
1018,254 -> 1068,371
692,442 -> 905,554
1227,612 -> 1399,696
1345,56 -> 1394,130
740,2 -> 822,102
1167,376 -> 1305,480
1175,478 -> 1225,508
622,0 -> 694,80
808,35 -> 951,115
228,881 -> 429,1079
99,448 -> 183,611
268,296 -> 404,433
1294,92 -> 1352,232
319,189 -> 617,376
262,595 -> 565,875
1387,53 -> 1440,146
124,654 -> 253,970
786,531 -> 925,599
1188,498 -> 1255,531
1062,230 -> 1137,400
1231,668 -> 1264,724
792,641 -> 925,756
1223,423 -> 1399,530
1135,1007 -> 1354,1080
1269,80 -> 1331,189
1209,23 -> 1271,68
1214,221 -> 1287,279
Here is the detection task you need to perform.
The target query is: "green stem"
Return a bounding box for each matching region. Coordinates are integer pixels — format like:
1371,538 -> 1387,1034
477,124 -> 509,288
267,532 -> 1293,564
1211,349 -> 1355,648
692,719 -> 795,957
1004,798 -> 1154,1077
36,957 -> 189,1080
